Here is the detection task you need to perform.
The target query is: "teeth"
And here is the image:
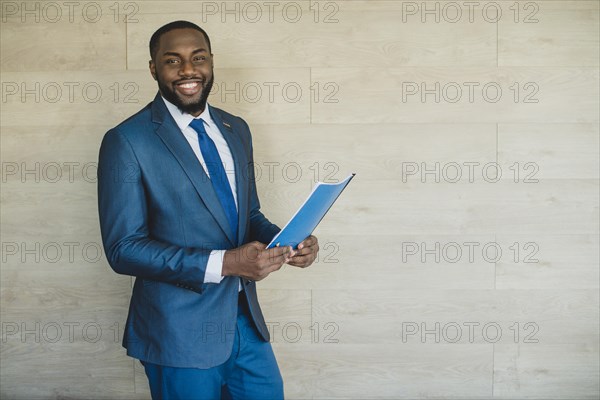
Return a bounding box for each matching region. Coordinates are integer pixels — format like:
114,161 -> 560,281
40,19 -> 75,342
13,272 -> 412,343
179,82 -> 199,89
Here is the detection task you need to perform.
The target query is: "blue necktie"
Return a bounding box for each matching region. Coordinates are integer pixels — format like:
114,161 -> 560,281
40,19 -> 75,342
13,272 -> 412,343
189,118 -> 238,242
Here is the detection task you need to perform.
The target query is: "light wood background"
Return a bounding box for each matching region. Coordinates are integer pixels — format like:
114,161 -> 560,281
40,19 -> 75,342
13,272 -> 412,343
1,1 -> 598,398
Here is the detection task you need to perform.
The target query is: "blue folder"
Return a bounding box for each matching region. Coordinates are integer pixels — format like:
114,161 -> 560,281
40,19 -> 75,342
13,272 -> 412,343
266,173 -> 355,249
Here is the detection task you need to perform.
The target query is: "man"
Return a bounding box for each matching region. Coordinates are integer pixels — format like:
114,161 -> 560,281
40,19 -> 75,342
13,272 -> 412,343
97,20 -> 319,399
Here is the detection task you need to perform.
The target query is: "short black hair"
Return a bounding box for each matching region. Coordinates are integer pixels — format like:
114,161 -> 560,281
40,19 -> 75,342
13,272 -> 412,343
149,20 -> 212,60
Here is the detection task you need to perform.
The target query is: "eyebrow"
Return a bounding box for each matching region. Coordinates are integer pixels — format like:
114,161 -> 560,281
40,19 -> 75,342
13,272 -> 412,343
161,48 -> 208,57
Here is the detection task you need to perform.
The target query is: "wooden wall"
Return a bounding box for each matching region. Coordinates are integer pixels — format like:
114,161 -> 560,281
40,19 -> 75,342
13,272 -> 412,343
1,1 -> 598,398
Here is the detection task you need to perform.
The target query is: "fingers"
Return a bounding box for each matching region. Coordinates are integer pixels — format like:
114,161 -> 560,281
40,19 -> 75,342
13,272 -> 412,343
295,237 -> 319,256
288,236 -> 319,268
243,242 -> 290,263
288,252 -> 319,270
250,246 -> 294,280
297,235 -> 318,250
266,245 -> 295,262
293,244 -> 316,257
287,254 -> 312,268
228,242 -> 288,280
241,240 -> 319,280
270,244 -> 296,257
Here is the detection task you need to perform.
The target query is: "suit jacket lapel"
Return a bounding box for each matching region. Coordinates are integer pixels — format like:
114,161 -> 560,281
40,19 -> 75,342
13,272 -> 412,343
151,94 -> 236,245
209,105 -> 249,246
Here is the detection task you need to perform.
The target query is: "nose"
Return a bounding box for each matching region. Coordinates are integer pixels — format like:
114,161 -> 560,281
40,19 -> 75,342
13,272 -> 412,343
179,60 -> 194,77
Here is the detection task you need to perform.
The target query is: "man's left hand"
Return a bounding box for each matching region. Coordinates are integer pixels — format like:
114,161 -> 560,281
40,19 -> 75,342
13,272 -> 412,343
286,235 -> 319,268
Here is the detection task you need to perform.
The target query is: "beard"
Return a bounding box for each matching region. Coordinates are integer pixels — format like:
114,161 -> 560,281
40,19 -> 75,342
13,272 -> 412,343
158,72 -> 214,116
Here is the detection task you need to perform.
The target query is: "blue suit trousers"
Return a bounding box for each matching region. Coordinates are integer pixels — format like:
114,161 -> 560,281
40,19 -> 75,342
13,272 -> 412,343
142,294 -> 284,400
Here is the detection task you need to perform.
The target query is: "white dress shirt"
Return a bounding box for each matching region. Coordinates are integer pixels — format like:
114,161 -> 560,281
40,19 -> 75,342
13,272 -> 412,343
162,97 -> 235,284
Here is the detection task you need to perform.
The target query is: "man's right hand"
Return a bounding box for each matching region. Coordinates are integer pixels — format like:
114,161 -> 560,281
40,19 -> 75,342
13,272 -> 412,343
222,241 -> 295,281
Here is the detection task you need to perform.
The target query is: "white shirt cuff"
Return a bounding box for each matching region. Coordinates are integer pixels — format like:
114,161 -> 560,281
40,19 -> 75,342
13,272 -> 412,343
204,250 -> 226,283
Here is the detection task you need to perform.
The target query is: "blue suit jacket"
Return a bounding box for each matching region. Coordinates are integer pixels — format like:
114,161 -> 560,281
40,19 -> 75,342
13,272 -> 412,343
97,93 -> 280,368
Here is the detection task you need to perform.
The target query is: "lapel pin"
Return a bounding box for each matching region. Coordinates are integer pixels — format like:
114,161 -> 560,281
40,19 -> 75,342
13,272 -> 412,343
223,121 -> 231,129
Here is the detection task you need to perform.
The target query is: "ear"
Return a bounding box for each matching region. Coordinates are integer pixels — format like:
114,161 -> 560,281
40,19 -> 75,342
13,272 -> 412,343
149,60 -> 157,81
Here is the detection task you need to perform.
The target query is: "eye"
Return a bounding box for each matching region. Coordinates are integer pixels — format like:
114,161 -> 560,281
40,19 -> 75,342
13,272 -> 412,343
193,55 -> 207,63
165,58 -> 179,65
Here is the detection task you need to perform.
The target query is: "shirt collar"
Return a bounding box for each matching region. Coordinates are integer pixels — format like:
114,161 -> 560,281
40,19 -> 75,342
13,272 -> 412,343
161,96 -> 215,131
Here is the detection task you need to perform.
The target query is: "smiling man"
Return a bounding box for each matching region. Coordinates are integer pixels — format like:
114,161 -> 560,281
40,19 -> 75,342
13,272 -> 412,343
97,21 -> 319,399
